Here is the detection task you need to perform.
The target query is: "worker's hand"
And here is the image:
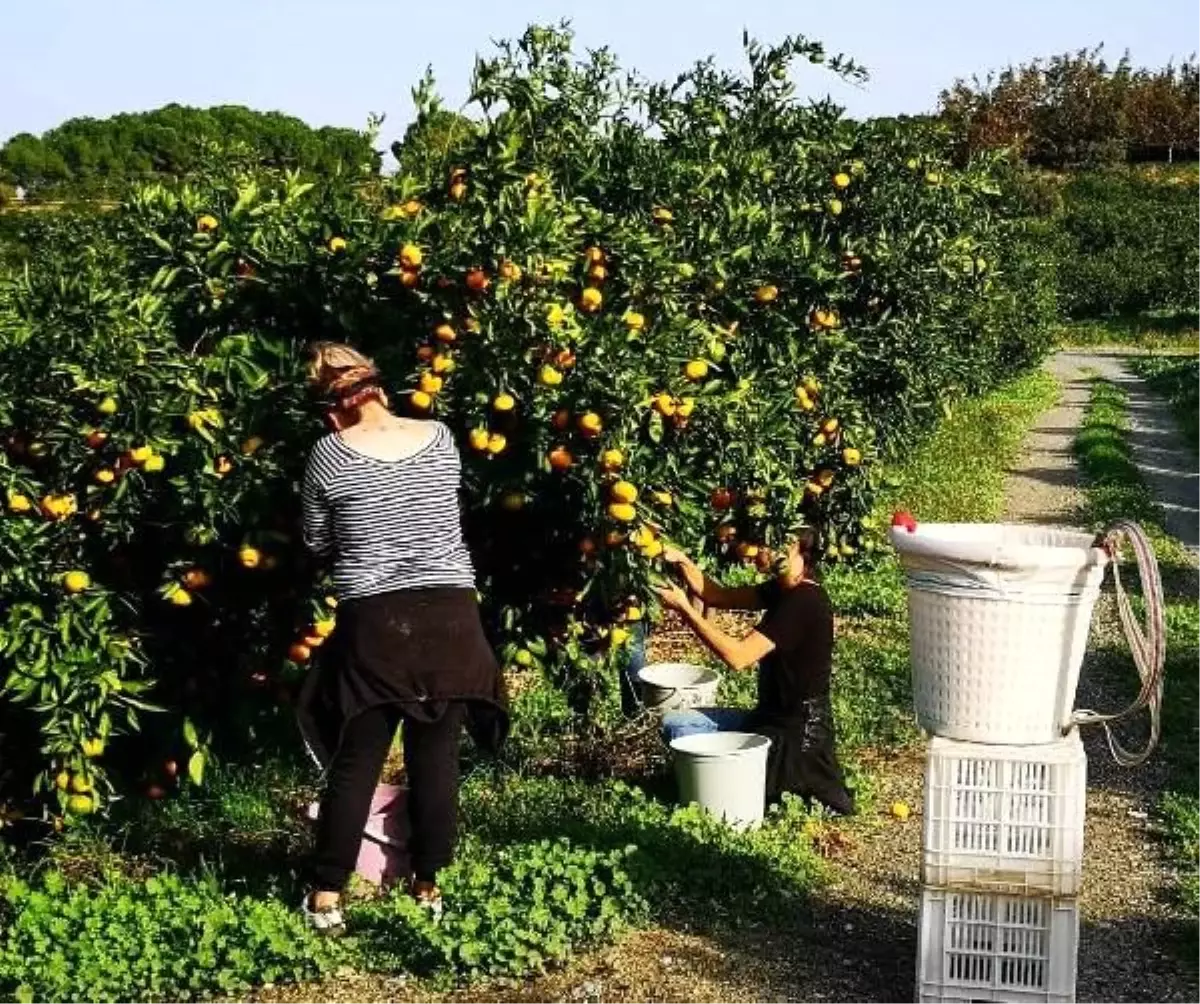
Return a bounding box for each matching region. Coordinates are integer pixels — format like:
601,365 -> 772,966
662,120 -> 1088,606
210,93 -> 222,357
656,581 -> 690,613
661,544 -> 689,567
662,544 -> 705,596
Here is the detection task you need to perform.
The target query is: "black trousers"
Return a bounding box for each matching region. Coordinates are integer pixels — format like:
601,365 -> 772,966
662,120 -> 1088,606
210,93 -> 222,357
311,701 -> 465,890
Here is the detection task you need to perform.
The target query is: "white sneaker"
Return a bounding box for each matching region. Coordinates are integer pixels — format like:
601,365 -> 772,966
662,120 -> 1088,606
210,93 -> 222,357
301,893 -> 346,935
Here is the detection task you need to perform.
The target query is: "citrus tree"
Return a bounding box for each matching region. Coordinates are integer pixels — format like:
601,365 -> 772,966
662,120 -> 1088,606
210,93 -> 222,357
0,26 -> 1053,824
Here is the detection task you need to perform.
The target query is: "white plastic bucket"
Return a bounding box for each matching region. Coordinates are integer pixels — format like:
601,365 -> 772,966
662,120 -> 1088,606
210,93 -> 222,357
637,662 -> 720,712
891,523 -> 1109,745
669,731 -> 772,829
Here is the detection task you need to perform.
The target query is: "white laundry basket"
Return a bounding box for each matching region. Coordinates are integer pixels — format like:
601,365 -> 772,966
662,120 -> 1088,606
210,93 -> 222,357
891,523 -> 1109,745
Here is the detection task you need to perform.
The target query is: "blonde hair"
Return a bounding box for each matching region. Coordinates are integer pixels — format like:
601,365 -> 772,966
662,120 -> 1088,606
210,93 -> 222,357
307,341 -> 381,401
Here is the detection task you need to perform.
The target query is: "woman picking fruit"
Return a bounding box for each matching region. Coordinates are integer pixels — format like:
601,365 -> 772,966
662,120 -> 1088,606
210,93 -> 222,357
655,527 -> 855,816
295,342 -> 507,933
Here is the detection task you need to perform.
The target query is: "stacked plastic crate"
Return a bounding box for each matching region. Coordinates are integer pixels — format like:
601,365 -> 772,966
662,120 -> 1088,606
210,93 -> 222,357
916,732 -> 1087,1003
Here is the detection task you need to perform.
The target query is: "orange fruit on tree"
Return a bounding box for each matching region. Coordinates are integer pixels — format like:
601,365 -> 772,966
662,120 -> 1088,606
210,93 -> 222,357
6,493 -> 32,515
182,568 -> 212,591
82,737 -> 105,758
94,468 -> 116,485
652,207 -> 674,224
710,487 -> 735,510
410,390 -> 433,411
584,246 -> 605,265
812,432 -> 827,448
608,502 -> 637,523
538,365 -> 564,387
449,181 -> 468,201
587,263 -> 607,283
651,489 -> 673,506
468,428 -> 490,452
736,542 -> 760,561
196,214 -> 219,233
552,408 -> 571,431
214,455 -> 234,476
238,546 -> 262,569
328,236 -> 347,253
167,585 -> 193,607
435,324 -> 457,344
817,468 -> 836,488
97,396 -> 118,416
85,429 -> 109,449
716,524 -> 737,543
143,454 -> 165,473
578,287 -> 603,313
465,269 -> 490,292
676,397 -> 696,418
399,269 -> 420,289
555,348 -> 577,369
821,417 -> 840,436
486,433 -> 507,455
843,447 -> 862,466
548,446 -> 574,471
62,571 -> 91,594
67,794 -> 94,815
600,448 -> 624,471
313,619 -> 336,638
754,284 -> 779,304
399,244 -> 423,269
289,642 -> 312,664
493,393 -> 516,413
432,354 -> 456,374
610,480 -> 638,504
684,359 -> 709,382
577,412 -> 603,438
833,171 -> 851,189
805,480 -> 824,497
499,260 -> 522,282
827,198 -> 844,216
652,393 -> 676,417
418,372 -> 444,395
623,310 -> 645,332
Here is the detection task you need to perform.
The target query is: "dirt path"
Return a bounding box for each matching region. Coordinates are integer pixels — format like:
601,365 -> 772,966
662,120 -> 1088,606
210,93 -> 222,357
266,351 -> 1197,1004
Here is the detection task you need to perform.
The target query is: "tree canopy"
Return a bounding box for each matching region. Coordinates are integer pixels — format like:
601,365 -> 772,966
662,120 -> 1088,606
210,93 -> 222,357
0,104 -> 379,196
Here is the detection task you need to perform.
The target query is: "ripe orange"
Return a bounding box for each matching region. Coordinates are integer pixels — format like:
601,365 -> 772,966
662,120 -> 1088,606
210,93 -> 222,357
600,448 -> 624,471
812,432 -> 827,448
795,388 -> 815,411
608,502 -> 637,523
435,323 -> 458,344
577,412 -> 603,438
710,487 -> 735,510
805,480 -> 824,496
399,244 -> 423,269
328,236 -> 347,253
684,359 -> 709,382
238,546 -> 262,569
578,287 -> 603,313
196,214 -> 219,233
6,493 -> 32,515
754,284 -> 779,304
587,264 -> 607,283
214,455 -> 234,476
584,246 -> 605,265
676,397 -> 696,418
833,171 -> 851,189
289,642 -> 312,664
486,433 -> 507,455
468,428 -> 490,452
827,198 -> 844,216
552,409 -> 571,431
499,260 -> 522,282
652,393 -> 676,417
610,481 -> 638,504
843,447 -> 862,466
81,737 -> 105,758
143,454 -> 165,473
182,568 -> 212,591
168,586 -> 194,607
410,390 -> 433,411
85,430 -> 109,449
399,269 -> 420,288
716,524 -> 737,543
548,446 -> 574,471
817,468 -> 836,488
97,396 -> 118,416
94,468 -> 116,485
821,417 -> 840,436
313,619 -> 336,638
432,354 -> 456,374
555,348 -> 577,369
465,269 -> 490,292
538,365 -> 564,387
418,372 -> 444,395
493,393 -> 516,413
62,571 -> 91,594
67,794 -> 94,815
736,541 -> 760,561
449,181 -> 468,201
623,310 -> 645,331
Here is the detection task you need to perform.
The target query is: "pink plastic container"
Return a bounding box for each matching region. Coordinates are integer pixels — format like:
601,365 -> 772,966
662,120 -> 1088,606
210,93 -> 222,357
307,783 -> 410,887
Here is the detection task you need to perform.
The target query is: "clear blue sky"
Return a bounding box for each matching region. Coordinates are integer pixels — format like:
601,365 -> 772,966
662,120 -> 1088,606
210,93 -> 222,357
3,0 -> 1197,147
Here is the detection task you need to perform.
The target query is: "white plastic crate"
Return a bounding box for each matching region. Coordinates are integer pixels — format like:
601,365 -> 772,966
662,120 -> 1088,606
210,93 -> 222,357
923,732 -> 1086,896
917,887 -> 1079,1003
